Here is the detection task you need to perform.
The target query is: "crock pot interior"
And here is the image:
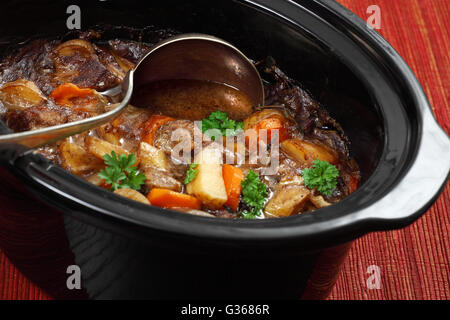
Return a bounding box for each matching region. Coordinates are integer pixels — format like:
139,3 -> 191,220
0,0 -> 384,183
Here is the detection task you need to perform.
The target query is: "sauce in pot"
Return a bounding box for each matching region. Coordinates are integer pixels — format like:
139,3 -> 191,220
132,79 -> 254,121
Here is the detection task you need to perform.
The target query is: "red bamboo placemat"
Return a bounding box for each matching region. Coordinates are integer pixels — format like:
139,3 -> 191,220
328,0 -> 450,300
0,0 -> 449,300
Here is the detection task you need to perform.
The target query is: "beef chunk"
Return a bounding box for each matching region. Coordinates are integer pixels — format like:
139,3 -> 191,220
5,104 -> 90,132
141,165 -> 183,193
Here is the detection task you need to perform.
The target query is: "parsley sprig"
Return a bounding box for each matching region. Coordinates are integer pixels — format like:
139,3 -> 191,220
200,111 -> 243,140
184,163 -> 198,184
302,159 -> 339,196
240,170 -> 268,219
98,151 -> 146,192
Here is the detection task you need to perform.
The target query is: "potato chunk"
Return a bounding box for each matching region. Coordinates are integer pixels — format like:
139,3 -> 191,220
137,142 -> 180,191
186,145 -> 227,210
85,136 -> 129,160
114,188 -> 150,205
138,142 -> 168,170
281,138 -> 338,166
264,186 -> 310,217
85,173 -> 105,187
0,79 -> 46,111
310,195 -> 331,208
243,108 -> 286,130
96,124 -> 122,146
59,141 -> 104,175
276,174 -> 304,189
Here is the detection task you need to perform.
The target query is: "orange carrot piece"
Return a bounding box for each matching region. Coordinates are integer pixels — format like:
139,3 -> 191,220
148,188 -> 202,210
141,115 -> 174,145
222,164 -> 244,211
255,116 -> 290,143
50,83 -> 96,106
348,175 -> 359,194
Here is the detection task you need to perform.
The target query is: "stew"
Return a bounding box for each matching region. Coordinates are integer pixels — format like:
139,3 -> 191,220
0,28 -> 360,219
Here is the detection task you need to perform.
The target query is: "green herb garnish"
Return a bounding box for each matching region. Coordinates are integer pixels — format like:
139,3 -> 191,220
302,159 -> 339,196
98,151 -> 146,192
200,111 -> 244,140
240,170 -> 268,219
184,163 -> 198,184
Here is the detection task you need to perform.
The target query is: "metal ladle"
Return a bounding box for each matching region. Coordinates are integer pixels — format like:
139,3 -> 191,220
0,34 -> 264,149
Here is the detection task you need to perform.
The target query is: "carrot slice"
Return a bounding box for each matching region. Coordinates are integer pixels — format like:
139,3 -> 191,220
245,115 -> 291,149
255,116 -> 290,143
348,175 -> 359,194
141,115 -> 174,145
50,83 -> 97,107
222,164 -> 244,211
148,188 -> 202,210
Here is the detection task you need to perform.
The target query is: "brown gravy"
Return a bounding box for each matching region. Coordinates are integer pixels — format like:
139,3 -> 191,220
131,79 -> 254,121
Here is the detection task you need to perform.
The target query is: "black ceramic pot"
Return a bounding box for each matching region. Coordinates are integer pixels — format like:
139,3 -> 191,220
0,0 -> 449,299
